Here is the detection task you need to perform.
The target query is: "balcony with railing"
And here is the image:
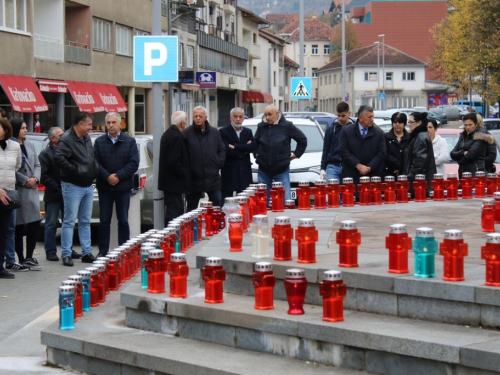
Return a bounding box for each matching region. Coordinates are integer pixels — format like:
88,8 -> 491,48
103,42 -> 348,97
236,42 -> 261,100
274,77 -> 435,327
249,77 -> 261,91
197,30 -> 248,60
249,43 -> 261,59
223,0 -> 235,12
34,34 -> 64,61
65,40 -> 91,65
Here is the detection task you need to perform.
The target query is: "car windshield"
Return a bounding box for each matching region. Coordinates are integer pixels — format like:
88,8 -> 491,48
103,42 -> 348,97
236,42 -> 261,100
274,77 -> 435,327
440,134 -> 500,163
244,124 -> 323,152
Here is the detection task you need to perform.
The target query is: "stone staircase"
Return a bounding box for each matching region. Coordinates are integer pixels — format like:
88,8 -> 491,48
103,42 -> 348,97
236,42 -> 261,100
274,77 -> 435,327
42,200 -> 500,374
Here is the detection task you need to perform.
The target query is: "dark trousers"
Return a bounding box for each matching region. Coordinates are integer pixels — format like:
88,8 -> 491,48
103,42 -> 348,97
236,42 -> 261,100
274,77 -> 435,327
15,221 -> 41,263
44,201 -> 63,255
98,189 -> 131,254
187,190 -> 222,211
164,193 -> 184,226
0,210 -> 13,271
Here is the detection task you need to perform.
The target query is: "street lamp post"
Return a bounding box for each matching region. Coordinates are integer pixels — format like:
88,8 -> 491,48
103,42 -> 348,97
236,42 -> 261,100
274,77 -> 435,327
378,34 -> 385,110
374,41 -> 380,109
341,0 -> 346,102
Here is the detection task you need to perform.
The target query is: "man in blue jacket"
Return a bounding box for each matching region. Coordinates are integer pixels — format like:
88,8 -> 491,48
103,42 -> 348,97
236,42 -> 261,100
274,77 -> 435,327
320,101 -> 353,181
254,105 -> 307,201
339,105 -> 386,186
219,107 -> 257,202
94,112 -> 139,257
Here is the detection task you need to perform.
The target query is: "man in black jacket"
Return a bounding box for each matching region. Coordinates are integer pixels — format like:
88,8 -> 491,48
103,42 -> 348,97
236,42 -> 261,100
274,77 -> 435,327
159,111 -> 189,225
94,112 -> 139,257
184,106 -> 226,211
219,107 -> 257,202
54,112 -> 99,267
254,105 -> 307,201
339,105 -> 386,186
39,127 -> 82,262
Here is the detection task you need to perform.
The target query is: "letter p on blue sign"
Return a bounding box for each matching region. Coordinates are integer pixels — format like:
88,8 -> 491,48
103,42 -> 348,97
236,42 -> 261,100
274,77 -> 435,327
133,36 -> 179,82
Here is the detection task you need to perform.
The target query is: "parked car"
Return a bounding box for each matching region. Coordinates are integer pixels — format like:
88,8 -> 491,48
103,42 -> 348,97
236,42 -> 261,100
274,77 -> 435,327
243,117 -> 324,199
253,111 -> 337,132
436,128 -> 500,175
458,118 -> 500,131
427,110 -> 447,125
27,131 -> 152,230
432,105 -> 468,121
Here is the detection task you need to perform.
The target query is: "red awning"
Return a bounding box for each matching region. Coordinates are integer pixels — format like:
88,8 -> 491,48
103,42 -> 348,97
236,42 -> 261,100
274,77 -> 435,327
242,91 -> 273,104
37,79 -> 68,93
66,81 -> 106,113
92,83 -> 128,112
0,74 -> 48,112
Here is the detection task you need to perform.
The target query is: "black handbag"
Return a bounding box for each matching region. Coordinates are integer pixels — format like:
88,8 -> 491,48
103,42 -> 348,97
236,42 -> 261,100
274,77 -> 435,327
0,189 -> 22,210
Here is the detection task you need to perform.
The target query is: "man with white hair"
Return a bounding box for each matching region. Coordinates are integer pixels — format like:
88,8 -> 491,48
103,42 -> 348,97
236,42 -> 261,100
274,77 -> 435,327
219,107 -> 256,202
183,106 -> 225,210
94,112 -> 139,257
159,111 -> 190,225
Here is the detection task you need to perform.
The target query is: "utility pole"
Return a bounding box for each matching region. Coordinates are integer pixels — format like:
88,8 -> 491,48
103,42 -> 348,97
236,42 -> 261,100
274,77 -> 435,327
378,34 -> 385,110
299,0 -> 304,111
341,0 -> 346,102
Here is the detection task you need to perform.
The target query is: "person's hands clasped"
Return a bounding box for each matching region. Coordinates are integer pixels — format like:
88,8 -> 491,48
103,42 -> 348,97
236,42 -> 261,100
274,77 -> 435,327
356,163 -> 371,175
107,173 -> 120,186
25,177 -> 38,189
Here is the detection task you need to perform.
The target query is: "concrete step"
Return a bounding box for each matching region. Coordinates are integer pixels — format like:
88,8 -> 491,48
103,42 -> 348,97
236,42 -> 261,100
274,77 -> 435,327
121,282 -> 500,375
41,288 -> 369,375
194,200 -> 500,328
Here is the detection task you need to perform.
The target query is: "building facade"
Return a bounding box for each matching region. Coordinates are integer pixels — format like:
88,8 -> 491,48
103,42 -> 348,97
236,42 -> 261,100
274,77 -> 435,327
317,45 -> 427,114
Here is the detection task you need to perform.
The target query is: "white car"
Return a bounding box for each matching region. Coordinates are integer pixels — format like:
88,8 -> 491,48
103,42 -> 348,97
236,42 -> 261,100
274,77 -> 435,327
242,117 -> 324,199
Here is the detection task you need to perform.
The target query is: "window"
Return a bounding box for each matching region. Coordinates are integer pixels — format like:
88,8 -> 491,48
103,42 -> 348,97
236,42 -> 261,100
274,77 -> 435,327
324,45 -> 330,55
386,72 -> 393,81
334,74 -> 337,84
329,75 -> 332,84
303,44 -> 306,54
0,0 -> 26,32
273,71 -> 276,86
320,77 -> 322,86
402,72 -> 415,81
179,43 -> 184,66
116,24 -> 132,55
93,18 -> 111,52
134,29 -> 150,36
348,72 -> 352,82
364,72 -> 377,81
273,49 -> 276,63
312,68 -> 318,78
186,45 -> 194,68
311,45 -> 318,55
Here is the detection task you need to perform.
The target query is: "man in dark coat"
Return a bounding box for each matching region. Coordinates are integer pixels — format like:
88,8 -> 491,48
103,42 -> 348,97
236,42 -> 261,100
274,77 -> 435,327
39,127 -> 81,262
219,107 -> 257,202
184,106 -> 226,211
94,112 -> 139,257
339,105 -> 386,186
158,111 -> 190,225
254,105 -> 307,201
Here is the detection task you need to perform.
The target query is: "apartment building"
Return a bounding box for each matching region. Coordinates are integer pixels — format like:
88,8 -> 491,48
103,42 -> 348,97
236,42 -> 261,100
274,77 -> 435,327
317,44 -> 427,114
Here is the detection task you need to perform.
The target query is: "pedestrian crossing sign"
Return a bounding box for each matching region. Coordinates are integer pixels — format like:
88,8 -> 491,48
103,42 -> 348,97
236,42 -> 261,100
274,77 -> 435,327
291,77 -> 312,99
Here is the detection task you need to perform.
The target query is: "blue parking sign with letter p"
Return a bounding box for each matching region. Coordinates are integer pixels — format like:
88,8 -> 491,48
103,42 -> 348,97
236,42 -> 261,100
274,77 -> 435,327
133,36 -> 179,82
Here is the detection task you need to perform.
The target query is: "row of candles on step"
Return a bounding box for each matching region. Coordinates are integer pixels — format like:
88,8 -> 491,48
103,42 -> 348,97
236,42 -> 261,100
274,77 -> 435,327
284,171 -> 500,209
57,222 -> 199,331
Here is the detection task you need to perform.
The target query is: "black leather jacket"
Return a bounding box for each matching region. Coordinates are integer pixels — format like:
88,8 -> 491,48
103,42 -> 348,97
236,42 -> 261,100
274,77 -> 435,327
450,128 -> 487,177
54,126 -> 98,187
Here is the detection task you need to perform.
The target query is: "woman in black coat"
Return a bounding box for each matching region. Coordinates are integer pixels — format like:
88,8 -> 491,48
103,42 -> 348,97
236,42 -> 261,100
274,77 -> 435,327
450,113 -> 488,178
402,112 -> 437,196
384,112 -> 411,178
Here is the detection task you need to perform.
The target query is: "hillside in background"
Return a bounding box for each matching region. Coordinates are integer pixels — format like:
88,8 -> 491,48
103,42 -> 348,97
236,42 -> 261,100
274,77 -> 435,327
238,0 -> 331,17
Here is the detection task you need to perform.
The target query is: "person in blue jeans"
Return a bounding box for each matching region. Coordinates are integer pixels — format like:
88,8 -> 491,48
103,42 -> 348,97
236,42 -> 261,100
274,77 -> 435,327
94,112 -> 139,257
54,112 -> 99,267
254,105 -> 307,202
320,101 -> 353,182
39,127 -> 82,262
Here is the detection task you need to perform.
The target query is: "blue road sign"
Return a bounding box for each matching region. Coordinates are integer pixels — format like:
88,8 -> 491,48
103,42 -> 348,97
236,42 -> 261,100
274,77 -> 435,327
133,36 -> 179,82
290,77 -> 312,99
378,93 -> 386,102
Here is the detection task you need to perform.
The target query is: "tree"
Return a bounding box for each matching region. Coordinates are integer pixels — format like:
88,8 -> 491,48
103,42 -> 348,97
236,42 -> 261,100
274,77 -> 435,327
330,20 -> 362,60
431,0 -> 500,104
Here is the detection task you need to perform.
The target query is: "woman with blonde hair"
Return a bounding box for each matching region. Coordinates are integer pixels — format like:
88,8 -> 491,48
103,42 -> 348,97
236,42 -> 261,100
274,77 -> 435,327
474,113 -> 498,173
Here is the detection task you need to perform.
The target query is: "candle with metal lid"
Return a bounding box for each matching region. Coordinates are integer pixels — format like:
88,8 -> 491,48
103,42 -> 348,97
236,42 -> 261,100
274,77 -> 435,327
336,220 -> 361,268
272,216 -> 294,261
327,179 -> 340,208
319,270 -> 347,322
77,270 -> 91,312
270,181 -> 285,212
313,180 -> 327,209
482,198 -> 496,232
357,176 -> 372,206
370,176 -> 382,205
382,176 -> 396,204
474,171 -> 486,198
439,229 -> 468,281
167,253 -> 189,298
67,275 -> 83,317
461,172 -> 473,199
202,257 -> 226,303
341,178 -> 355,207
297,181 -> 312,210
413,174 -> 427,202
413,227 -> 438,278
85,267 -> 100,307
446,173 -> 459,200
145,249 -> 167,293
486,173 -> 497,197
481,233 -> 500,286
58,286 -> 75,330
385,224 -> 412,274
396,175 -> 409,203
251,215 -> 270,258
296,218 -> 318,264
256,183 -> 268,214
284,268 -> 307,315
252,262 -> 275,310
228,214 -> 244,252
61,280 -> 79,322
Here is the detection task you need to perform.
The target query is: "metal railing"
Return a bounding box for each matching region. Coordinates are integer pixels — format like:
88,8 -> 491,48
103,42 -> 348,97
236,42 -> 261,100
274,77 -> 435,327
65,40 -> 90,65
34,34 -> 63,61
197,30 -> 248,60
